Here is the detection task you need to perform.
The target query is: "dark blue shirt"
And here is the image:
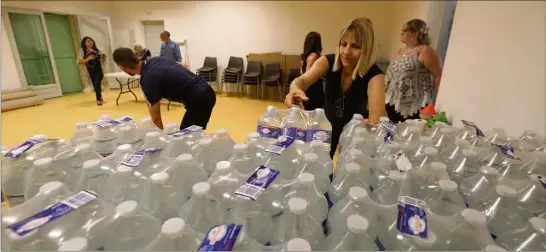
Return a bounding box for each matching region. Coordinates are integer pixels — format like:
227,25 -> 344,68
140,57 -> 208,107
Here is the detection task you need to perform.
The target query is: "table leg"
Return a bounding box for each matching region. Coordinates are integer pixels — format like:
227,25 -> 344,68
116,78 -> 123,106
126,79 -> 138,102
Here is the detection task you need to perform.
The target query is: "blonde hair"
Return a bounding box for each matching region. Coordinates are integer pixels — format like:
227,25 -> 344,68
133,44 -> 144,56
333,18 -> 377,80
405,19 -> 431,45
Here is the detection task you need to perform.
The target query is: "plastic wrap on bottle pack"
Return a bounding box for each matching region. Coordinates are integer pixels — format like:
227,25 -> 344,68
178,182 -> 224,234
225,196 -> 274,245
432,127 -> 457,152
496,217 -> 546,251
425,180 -> 466,216
459,166 -> 502,207
24,158 -> 71,200
70,122 -> 94,147
207,161 -> 245,212
117,124 -> 144,151
446,148 -> 481,183
141,217 -> 204,251
328,163 -> 371,205
141,172 -> 188,222
285,173 -> 329,225
257,105 -> 283,143
165,153 -> 208,200
323,214 -> 379,251
509,130 -> 546,152
53,143 -> 103,186
439,138 -> 472,164
436,209 -> 497,251
104,164 -> 148,204
280,106 -> 309,142
338,114 -> 364,153
263,136 -> 302,181
73,159 -> 114,198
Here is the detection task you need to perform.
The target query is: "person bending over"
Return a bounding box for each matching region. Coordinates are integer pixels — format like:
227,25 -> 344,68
300,31 -> 325,110
285,18 -> 386,158
112,48 -> 216,130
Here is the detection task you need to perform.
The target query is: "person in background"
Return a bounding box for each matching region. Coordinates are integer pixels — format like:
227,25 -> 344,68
159,31 -> 182,63
133,44 -> 152,61
78,36 -> 105,106
285,18 -> 386,158
300,31 -> 325,111
112,48 -> 216,130
385,19 -> 442,122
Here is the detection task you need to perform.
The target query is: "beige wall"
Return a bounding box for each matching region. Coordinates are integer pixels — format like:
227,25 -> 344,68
436,1 -> 546,136
1,19 -> 23,91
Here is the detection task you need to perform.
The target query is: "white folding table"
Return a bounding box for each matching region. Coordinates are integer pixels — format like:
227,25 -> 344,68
104,72 -> 140,105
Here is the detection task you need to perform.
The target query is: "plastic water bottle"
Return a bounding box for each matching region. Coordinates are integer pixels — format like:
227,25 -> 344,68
510,130 -> 546,152
459,166 -> 501,207
24,158 -> 71,200
309,140 -> 334,177
103,200 -> 162,251
424,121 -> 450,138
375,142 -> 402,160
327,186 -> 378,239
105,165 -> 148,204
516,174 -> 546,219
328,163 -> 371,205
405,136 -> 434,164
141,172 -> 188,222
102,144 -> 134,171
411,162 -> 451,200
142,131 -> 167,150
263,136 -> 301,181
299,153 -> 330,194
496,217 -> 546,251
131,148 -> 174,177
143,217 -> 204,251
117,125 -> 144,150
440,138 -> 471,163
225,196 -> 274,245
162,135 -> 192,159
392,232 -> 438,251
285,173 -> 329,225
246,132 -> 267,167
2,229 -> 58,251
432,127 -> 457,152
257,105 -> 283,142
446,149 -> 481,183
167,154 -> 208,199
54,143 -> 103,184
136,117 -> 162,138
324,214 -> 379,251
425,180 -> 466,216
339,114 -> 364,152
70,122 -> 94,147
307,108 -> 332,143
208,161 -> 244,211
91,122 -> 119,157
73,159 -> 113,197
211,128 -> 236,159
164,122 -> 179,135
281,106 -> 309,142
194,138 -> 221,175
371,170 -> 405,205
178,182 -> 224,234
228,144 -> 256,177
505,151 -> 546,179
439,209 -> 496,251
337,149 -> 373,184
415,147 -> 441,168
57,237 -> 88,252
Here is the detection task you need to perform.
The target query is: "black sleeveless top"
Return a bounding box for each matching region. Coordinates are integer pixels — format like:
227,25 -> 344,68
302,54 -> 324,110
323,54 -> 384,128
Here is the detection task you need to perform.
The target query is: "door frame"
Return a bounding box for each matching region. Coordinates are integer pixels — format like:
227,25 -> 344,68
2,7 -> 63,98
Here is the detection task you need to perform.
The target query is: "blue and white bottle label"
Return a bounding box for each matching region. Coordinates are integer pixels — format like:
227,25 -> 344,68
493,144 -> 521,160
282,127 -> 307,142
94,116 -> 131,128
198,224 -> 242,251
169,125 -> 203,137
396,196 -> 428,238
5,138 -> 44,158
8,190 -> 97,237
234,165 -> 280,201
257,125 -> 282,139
120,148 -> 163,168
305,129 -> 332,143
461,120 -> 485,137
265,136 -> 295,155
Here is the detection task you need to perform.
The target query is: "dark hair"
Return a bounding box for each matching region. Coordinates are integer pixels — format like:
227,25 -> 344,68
162,30 -> 170,37
404,19 -> 431,45
113,47 -> 139,68
80,36 -> 99,54
301,32 -> 322,60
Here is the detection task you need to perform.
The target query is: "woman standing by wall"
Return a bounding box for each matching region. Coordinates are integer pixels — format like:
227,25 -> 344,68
78,36 -> 105,106
300,31 -> 325,110
385,19 -> 442,122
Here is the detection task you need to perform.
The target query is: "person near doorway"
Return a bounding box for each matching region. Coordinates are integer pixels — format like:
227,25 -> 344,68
78,36 -> 105,106
385,19 -> 442,123
133,44 -> 152,61
159,31 -> 182,63
285,18 -> 386,158
300,31 -> 325,111
112,47 -> 216,130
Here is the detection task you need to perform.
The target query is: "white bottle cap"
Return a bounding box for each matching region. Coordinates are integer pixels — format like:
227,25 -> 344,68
438,180 -> 458,192
77,143 -> 91,151
388,170 -> 404,181
461,209 -> 487,226
248,132 -> 260,139
176,153 -> 194,162
58,237 -> 88,251
424,147 -> 438,156
166,122 -> 177,129
288,197 -> 308,215
480,166 -> 500,176
116,200 -> 138,216
286,238 -> 312,251
420,136 -> 433,144
379,116 -> 390,122
461,149 -> 477,157
100,114 -> 111,120
116,165 -> 133,174
347,214 -> 368,234
267,105 -> 276,110
354,114 -> 364,120
34,158 -> 53,169
215,161 -> 231,174
345,163 -> 361,174
116,144 -> 133,153
146,131 -> 161,138
483,245 -> 507,251
193,182 -> 210,196
161,217 -> 186,238
83,159 -> 101,170
353,136 -> 365,144
495,185 -> 517,198
119,125 -> 131,132
151,172 -> 169,185
529,217 -> 546,235
430,162 -> 447,172
298,173 -> 315,186
199,138 -> 212,146
412,231 -> 437,248
31,134 -> 47,141
303,153 -> 319,162
315,108 -> 324,113
215,128 -> 228,135
141,117 -> 151,123
76,122 -> 88,129
233,144 -> 248,151
39,181 -> 65,193
349,186 -> 369,201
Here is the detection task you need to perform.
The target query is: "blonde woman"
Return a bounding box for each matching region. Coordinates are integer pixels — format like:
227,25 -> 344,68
385,19 -> 442,122
133,44 -> 151,61
285,18 -> 386,157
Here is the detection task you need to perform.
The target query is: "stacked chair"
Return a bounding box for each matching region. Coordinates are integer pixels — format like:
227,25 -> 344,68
221,56 -> 244,96
262,63 -> 282,101
196,57 -> 219,92
242,61 -> 262,99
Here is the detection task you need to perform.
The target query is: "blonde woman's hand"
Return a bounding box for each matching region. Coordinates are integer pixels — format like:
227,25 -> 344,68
363,118 -> 380,125
285,88 -> 308,107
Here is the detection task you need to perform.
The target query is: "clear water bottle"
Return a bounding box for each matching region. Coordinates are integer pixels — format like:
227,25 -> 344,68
509,151 -> 546,179
328,186 -> 378,239
54,143 -> 103,185
73,159 -> 113,197
141,172 -> 188,222
446,149 -> 481,183
257,105 -> 283,142
496,217 -> 546,251
412,162 -> 451,200
516,174 -> 546,219
211,129 -> 236,158
405,136 -> 434,163
57,237 -> 88,252
91,122 -> 119,157
164,122 -> 179,135
281,106 -> 309,142
397,125 -> 421,143
142,131 -> 167,150
371,170 -> 405,205
178,182 -> 224,234
246,132 -> 267,167
117,125 -> 144,150
194,138 -> 220,175
24,158 -> 71,200
425,180 -> 466,216
415,147 -> 441,168
70,122 -> 94,147
263,136 -> 301,181
339,114 -> 364,153
162,134 -> 192,159
309,140 -> 334,177
440,138 -> 471,164
432,127 -> 457,152
299,153 -> 330,194
459,166 -> 501,207
142,217 -> 204,251
335,149 -> 372,182
208,161 -> 244,212
225,196 -> 274,245
370,158 -> 397,191
483,128 -> 509,145
510,130 -> 546,152
136,117 -> 162,138
2,229 -> 57,251
393,231 -> 439,251
167,154 -> 208,199
228,144 -> 256,177
103,200 -> 162,251
375,142 -> 402,160
328,163 -> 371,205
423,121 -> 450,138
285,173 -> 329,225
307,108 -> 332,143
439,209 -> 496,251
105,165 -> 148,204
324,214 -> 379,251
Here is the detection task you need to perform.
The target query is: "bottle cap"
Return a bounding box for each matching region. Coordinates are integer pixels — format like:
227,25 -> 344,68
288,197 -> 308,215
77,143 -> 91,151
412,231 -> 436,247
193,182 -> 210,196
161,217 -> 186,237
176,153 -> 194,162
388,170 -> 404,181
298,173 -> 315,185
116,200 -> 138,216
116,165 -> 133,174
461,149 -> 477,157
119,125 -> 131,132
347,214 -> 368,234
215,161 -> 231,173
83,159 -> 101,169
345,163 -> 361,174
248,132 -> 260,139
430,162 -> 447,172
379,116 -> 390,122
495,185 -> 517,198
315,108 -> 324,113
31,134 -> 47,141
461,209 -> 486,226
424,147 -> 438,156
480,166 -> 500,176
165,122 -> 177,129
100,114 -> 111,120
349,186 -> 369,201
76,122 -> 88,129
215,128 -> 228,135
286,238 -> 312,251
39,181 -> 64,193
483,245 -> 507,251
438,180 -> 458,191
146,131 -> 161,138
303,153 -> 319,162
233,144 -> 248,151
58,237 -> 88,251
151,172 -> 169,185
529,217 -> 546,234
199,138 -> 212,146
420,136 -> 433,144
34,158 -> 53,168
354,114 -> 364,120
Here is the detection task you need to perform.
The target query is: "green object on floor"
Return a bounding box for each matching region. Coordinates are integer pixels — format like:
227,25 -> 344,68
427,112 -> 449,128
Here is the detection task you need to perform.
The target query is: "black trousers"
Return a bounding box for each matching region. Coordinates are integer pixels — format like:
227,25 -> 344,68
329,125 -> 343,158
180,86 -> 216,130
89,69 -> 103,101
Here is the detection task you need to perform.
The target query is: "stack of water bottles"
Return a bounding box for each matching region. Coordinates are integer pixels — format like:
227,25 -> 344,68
1,107 -> 545,251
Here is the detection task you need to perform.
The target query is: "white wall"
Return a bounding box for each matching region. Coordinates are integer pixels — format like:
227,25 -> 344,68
436,1 -> 546,136
1,19 -> 23,91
